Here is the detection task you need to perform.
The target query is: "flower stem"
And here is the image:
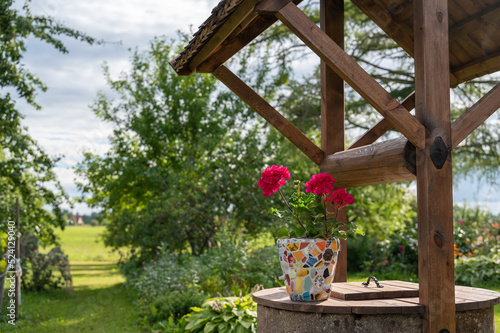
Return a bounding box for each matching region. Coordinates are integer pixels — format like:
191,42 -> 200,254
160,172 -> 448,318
323,197 -> 329,238
278,188 -> 307,233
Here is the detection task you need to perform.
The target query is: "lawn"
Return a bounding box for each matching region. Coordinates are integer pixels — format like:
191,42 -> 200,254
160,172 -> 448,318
0,226 -> 144,332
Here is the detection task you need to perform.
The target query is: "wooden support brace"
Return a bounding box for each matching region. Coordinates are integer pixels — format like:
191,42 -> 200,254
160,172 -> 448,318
349,91 -> 416,149
213,65 -> 324,165
275,2 -> 426,150
451,82 -> 500,149
320,137 -> 416,188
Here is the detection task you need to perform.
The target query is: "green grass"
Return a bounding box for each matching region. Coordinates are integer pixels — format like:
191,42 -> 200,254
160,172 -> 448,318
0,226 -> 144,332
43,226 -> 124,261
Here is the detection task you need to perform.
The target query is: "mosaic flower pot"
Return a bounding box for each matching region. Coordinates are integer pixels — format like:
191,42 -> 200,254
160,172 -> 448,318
277,238 -> 341,301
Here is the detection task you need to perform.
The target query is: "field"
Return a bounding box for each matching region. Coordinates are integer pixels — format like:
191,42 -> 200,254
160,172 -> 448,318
0,226 -> 499,332
0,226 -> 143,332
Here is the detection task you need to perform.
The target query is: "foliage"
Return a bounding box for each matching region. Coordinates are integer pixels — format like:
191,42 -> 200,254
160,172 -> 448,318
126,230 -> 281,326
146,287 -> 206,324
453,205 -> 499,258
20,232 -> 71,291
181,295 -> 257,333
259,167 -> 361,239
0,0 -> 95,246
455,251 -> 500,286
76,37 -> 273,259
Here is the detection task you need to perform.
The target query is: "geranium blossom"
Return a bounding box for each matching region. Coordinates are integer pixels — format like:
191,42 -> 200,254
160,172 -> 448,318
325,188 -> 354,209
258,165 -> 291,197
305,173 -> 335,195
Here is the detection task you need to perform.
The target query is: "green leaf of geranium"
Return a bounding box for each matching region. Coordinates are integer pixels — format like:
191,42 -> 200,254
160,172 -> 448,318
277,228 -> 289,238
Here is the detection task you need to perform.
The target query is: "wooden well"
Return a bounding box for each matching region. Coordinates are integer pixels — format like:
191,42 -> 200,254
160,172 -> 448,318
171,0 -> 500,331
254,282 -> 500,332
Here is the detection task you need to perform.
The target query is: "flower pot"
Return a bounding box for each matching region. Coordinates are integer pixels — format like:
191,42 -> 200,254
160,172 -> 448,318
277,238 -> 341,301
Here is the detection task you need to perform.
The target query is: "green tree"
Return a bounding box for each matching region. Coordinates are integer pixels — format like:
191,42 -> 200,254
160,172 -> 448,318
0,0 -> 95,245
76,38 -> 275,258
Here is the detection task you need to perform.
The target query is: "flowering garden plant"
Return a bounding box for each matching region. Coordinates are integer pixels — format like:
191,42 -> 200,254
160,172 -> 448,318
258,165 -> 363,240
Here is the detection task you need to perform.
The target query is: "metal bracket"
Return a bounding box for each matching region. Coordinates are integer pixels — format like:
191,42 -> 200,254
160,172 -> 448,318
362,276 -> 384,288
430,136 -> 448,169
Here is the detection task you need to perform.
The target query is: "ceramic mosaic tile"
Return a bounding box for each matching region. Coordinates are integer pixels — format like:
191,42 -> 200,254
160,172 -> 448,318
277,238 -> 341,301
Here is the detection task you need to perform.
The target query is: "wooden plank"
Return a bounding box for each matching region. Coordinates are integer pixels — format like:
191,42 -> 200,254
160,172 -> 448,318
179,0 -> 258,75
413,0 -> 456,331
449,2 -> 500,40
253,287 -> 424,314
320,0 -> 347,283
451,82 -> 500,149
350,0 -> 415,57
276,3 -> 426,150
197,15 -> 278,73
330,281 -> 419,300
213,65 -> 325,165
320,137 -> 416,188
348,91 -> 416,149
452,52 -> 500,84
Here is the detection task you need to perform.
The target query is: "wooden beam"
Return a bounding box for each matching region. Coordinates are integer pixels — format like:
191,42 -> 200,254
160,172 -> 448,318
320,137 -> 416,189
320,0 -> 347,283
213,65 -> 324,165
349,91 -> 416,149
452,82 -> 500,149
276,3 -> 426,150
197,15 -> 278,73
449,2 -> 500,40
452,52 -> 500,84
174,0 -> 258,75
413,0 -> 455,331
350,0 -> 415,57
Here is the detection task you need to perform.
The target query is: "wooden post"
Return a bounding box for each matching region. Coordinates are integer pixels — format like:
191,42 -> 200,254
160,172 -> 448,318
320,0 -> 346,282
15,198 -> 20,318
413,0 -> 455,332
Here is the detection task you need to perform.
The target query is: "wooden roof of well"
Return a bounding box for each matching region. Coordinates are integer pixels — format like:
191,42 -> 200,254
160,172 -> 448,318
171,0 -> 500,85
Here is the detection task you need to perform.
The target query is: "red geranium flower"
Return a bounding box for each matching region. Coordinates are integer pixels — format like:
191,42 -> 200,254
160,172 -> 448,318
258,165 -> 291,197
305,173 -> 335,195
325,188 -> 354,209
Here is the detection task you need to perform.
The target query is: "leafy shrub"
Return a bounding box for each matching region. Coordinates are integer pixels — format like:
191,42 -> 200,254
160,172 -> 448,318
20,232 -> 71,291
130,255 -> 201,308
147,287 -> 206,324
455,250 -> 500,286
182,295 -> 257,333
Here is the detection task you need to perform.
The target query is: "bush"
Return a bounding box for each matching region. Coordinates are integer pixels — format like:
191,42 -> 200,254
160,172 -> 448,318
181,295 -> 257,333
147,287 -> 206,324
455,250 -> 500,286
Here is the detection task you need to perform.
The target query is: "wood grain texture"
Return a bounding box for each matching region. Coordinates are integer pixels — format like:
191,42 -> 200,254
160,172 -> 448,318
320,0 -> 347,283
196,14 -> 278,73
413,0 -> 455,331
213,65 -> 324,165
253,284 -> 500,314
276,3 -> 425,150
452,82 -> 500,149
320,137 -> 416,188
348,91 -> 416,149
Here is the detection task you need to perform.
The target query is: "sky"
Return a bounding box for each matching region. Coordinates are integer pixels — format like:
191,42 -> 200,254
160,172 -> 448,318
14,0 -> 500,215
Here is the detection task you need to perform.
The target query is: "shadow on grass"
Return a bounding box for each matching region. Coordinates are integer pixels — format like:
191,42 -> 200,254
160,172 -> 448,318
0,261 -> 143,333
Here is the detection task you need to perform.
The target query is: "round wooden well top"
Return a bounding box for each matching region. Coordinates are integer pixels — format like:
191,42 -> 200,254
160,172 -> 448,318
253,281 -> 500,315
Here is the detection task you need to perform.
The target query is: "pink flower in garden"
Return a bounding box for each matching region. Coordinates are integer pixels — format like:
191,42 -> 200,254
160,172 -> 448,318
305,173 -> 335,195
325,188 -> 354,209
258,165 -> 291,197
383,260 -> 388,265
456,220 -> 465,225
399,245 -> 404,252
